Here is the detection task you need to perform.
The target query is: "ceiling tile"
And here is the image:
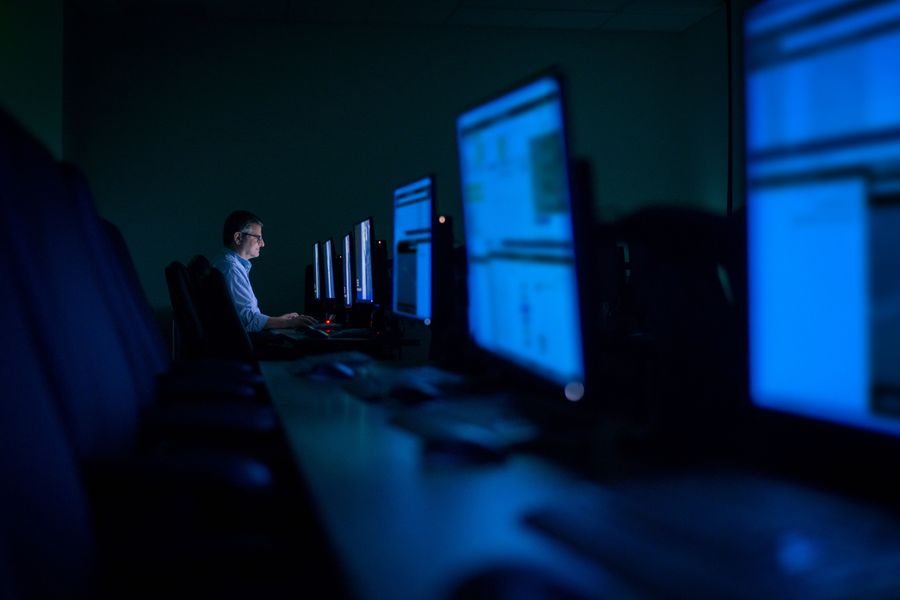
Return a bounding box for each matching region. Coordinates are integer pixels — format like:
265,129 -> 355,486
600,10 -> 706,31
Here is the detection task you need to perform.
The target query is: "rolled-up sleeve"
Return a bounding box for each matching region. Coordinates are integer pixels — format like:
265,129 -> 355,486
224,273 -> 269,332
215,253 -> 269,332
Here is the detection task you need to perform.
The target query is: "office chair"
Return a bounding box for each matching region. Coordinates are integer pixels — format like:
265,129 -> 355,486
166,259 -> 208,361
188,254 -> 302,361
187,252 -> 213,288
0,109 -> 314,595
190,260 -> 258,363
614,206 -> 745,450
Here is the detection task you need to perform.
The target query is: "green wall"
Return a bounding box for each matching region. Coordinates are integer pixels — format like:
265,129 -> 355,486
0,0 -> 63,157
64,12 -> 728,318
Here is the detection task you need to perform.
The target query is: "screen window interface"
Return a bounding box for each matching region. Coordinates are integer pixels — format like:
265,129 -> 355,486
324,239 -> 336,300
393,178 -> 433,321
746,0 -> 900,435
343,233 -> 353,308
313,242 -> 321,301
456,76 -> 585,394
354,219 -> 373,303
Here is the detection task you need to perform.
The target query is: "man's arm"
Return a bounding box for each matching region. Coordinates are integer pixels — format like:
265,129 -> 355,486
219,265 -> 269,332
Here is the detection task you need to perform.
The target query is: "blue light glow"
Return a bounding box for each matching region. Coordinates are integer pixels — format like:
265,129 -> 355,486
324,238 -> 336,300
392,177 -> 432,321
746,0 -> 900,436
456,75 -> 584,389
354,219 -> 373,303
313,241 -> 321,301
343,233 -> 353,308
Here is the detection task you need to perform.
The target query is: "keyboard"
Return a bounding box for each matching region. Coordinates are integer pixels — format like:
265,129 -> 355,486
342,364 -> 469,403
524,469 -> 900,599
288,351 -> 374,378
389,395 -> 540,451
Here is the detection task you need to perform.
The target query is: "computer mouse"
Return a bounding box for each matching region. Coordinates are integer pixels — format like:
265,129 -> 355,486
449,563 -> 589,600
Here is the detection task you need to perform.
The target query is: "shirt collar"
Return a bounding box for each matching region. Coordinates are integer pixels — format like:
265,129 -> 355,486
225,249 -> 252,273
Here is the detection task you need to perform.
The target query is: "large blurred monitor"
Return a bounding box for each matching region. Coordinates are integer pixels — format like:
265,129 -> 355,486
342,232 -> 353,309
353,218 -> 374,303
323,238 -> 336,300
456,73 -> 585,400
745,0 -> 900,436
392,176 -> 434,321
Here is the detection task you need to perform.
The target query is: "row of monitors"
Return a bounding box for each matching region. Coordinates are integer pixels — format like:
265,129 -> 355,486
311,216 -> 378,310
311,176 -> 432,321
316,0 -> 900,444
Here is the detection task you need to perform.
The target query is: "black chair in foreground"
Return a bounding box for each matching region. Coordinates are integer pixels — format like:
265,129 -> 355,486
166,259 -> 209,361
1,110 -> 339,597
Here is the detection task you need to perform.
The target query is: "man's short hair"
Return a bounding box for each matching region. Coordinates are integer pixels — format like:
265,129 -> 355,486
223,210 -> 263,248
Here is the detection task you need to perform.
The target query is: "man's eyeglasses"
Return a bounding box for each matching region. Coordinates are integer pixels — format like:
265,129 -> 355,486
241,231 -> 264,243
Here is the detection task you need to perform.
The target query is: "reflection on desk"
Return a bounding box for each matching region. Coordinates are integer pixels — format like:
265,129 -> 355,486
260,360 -> 629,600
261,360 -> 900,600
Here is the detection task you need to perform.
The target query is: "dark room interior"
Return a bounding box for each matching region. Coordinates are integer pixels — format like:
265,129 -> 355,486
5,0 -> 900,598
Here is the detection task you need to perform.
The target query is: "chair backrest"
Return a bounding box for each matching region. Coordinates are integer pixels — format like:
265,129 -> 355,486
187,253 -> 213,287
193,264 -> 257,363
165,260 -> 208,360
60,163 -> 168,408
0,308 -> 96,599
0,112 -> 141,464
0,109 -> 95,598
615,206 -> 744,429
100,217 -> 171,374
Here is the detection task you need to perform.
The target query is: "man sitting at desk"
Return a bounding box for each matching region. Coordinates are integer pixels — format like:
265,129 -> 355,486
214,209 -> 316,332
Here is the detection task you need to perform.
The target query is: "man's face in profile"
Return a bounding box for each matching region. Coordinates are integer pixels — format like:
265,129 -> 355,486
236,223 -> 265,260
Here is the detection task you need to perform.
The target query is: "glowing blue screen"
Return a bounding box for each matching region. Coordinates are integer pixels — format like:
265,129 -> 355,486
746,0 -> 900,435
354,219 -> 373,303
324,239 -> 336,300
392,177 -> 433,321
313,241 -> 321,301
343,233 -> 352,308
456,75 -> 585,391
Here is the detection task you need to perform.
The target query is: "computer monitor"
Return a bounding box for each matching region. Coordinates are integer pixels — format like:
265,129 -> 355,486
342,231 -> 353,309
373,238 -> 390,308
744,0 -> 900,437
353,217 -> 374,303
323,238 -> 336,301
392,175 -> 434,322
456,73 -> 586,401
312,241 -> 322,301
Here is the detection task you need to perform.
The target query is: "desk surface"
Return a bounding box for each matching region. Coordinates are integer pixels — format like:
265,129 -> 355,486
262,359 -> 900,599
261,360 -> 627,600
